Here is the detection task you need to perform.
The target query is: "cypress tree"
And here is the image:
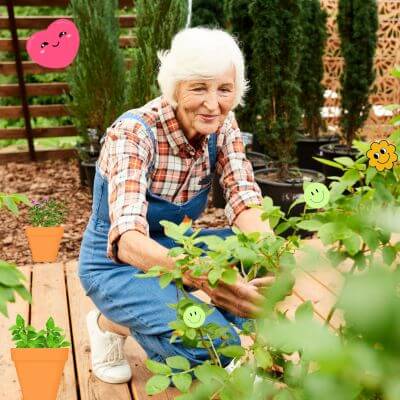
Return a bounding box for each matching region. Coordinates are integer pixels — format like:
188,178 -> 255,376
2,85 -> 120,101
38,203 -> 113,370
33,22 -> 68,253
126,0 -> 187,108
66,0 -> 126,140
191,0 -> 225,28
250,0 -> 303,179
338,0 -> 378,147
224,0 -> 255,134
298,0 -> 328,139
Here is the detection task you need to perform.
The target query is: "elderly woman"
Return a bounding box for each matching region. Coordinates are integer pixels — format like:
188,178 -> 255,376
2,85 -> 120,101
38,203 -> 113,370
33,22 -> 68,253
78,27 -> 272,384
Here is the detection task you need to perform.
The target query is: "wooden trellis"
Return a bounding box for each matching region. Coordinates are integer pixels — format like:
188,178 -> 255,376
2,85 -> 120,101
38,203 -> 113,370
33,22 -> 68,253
0,0 -> 135,163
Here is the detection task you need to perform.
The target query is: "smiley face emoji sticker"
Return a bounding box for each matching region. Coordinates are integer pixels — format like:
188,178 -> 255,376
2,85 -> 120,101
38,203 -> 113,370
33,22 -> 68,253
367,140 -> 398,172
26,19 -> 80,69
304,182 -> 330,209
183,305 -> 206,329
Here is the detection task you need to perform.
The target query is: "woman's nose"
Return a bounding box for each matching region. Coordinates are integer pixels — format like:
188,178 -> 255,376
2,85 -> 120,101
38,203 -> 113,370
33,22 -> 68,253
203,91 -> 219,110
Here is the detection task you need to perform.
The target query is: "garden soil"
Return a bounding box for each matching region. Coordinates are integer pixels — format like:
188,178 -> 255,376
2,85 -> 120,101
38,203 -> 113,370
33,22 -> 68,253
0,159 -> 228,266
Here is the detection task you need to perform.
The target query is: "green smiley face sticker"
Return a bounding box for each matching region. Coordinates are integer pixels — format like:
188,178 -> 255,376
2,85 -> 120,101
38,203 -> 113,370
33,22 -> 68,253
183,305 -> 206,329
304,182 -> 330,209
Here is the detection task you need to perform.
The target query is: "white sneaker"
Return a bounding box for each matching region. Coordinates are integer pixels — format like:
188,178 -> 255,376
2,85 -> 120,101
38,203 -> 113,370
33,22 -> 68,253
86,309 -> 132,384
225,359 -> 262,384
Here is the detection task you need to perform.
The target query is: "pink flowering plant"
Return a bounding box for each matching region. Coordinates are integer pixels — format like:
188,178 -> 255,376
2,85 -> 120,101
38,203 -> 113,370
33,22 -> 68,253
28,197 -> 68,227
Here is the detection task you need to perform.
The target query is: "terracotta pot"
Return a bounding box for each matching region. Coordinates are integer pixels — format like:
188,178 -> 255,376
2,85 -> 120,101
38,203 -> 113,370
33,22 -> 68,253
11,348 -> 69,400
25,226 -> 64,263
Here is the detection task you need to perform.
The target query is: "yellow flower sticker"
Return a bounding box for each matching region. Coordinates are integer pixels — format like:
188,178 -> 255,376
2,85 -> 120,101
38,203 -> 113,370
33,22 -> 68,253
366,140 -> 398,172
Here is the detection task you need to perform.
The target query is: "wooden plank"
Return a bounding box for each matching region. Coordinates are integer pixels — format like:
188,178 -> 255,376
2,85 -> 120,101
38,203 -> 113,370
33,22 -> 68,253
0,0 -> 133,7
30,262 -> 78,400
0,59 -> 133,75
0,148 -> 76,164
0,266 -> 31,400
0,126 -> 78,140
0,82 -> 69,97
65,261 -> 133,400
293,270 -> 343,330
0,15 -> 136,30
0,104 -> 70,119
125,339 -> 179,400
0,36 -> 137,52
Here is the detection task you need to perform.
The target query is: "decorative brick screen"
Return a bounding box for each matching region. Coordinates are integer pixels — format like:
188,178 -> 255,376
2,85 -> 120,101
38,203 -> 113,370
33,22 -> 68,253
320,0 -> 400,139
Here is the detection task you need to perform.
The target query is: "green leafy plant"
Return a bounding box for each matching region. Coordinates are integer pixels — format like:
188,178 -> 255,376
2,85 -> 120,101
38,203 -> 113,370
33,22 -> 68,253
136,125 -> 400,398
28,197 -> 68,227
0,194 -> 32,317
9,314 -> 70,348
337,0 -> 379,147
250,0 -> 304,178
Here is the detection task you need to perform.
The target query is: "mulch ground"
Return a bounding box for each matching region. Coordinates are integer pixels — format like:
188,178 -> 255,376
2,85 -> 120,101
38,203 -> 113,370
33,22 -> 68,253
0,158 -> 228,266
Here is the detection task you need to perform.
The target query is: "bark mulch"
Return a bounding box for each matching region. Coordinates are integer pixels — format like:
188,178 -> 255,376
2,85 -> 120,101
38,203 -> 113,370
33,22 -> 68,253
0,158 -> 228,266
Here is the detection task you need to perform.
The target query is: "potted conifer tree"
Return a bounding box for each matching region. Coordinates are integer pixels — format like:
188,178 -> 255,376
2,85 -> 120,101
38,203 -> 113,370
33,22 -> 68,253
212,0 -> 270,208
125,0 -> 187,109
191,0 -> 225,28
66,0 -> 126,192
318,0 -> 378,178
250,0 -> 325,216
296,0 -> 339,172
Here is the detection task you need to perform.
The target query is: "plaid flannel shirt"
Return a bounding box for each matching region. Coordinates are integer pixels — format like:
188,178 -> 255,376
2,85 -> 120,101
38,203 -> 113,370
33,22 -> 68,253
97,96 -> 263,261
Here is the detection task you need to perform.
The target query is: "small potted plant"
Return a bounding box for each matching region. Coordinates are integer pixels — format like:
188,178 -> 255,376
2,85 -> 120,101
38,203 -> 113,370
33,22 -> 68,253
25,197 -> 68,263
10,314 -> 70,400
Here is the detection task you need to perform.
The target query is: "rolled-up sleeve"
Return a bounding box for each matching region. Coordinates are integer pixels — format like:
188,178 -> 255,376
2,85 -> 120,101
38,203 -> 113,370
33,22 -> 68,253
216,114 -> 263,225
101,120 -> 153,262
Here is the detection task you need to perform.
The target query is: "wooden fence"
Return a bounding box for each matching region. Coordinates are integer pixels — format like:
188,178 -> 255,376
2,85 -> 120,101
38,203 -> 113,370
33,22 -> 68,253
0,0 -> 135,163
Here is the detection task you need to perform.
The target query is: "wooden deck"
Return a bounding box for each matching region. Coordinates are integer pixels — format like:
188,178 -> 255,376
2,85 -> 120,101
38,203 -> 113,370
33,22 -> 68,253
0,238 -> 344,400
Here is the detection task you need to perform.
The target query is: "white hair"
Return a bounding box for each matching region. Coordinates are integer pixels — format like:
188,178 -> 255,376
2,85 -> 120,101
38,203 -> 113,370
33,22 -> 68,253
157,27 -> 249,109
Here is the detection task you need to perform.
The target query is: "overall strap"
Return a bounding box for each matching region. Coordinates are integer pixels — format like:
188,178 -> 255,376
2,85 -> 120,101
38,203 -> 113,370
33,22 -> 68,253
208,133 -> 218,174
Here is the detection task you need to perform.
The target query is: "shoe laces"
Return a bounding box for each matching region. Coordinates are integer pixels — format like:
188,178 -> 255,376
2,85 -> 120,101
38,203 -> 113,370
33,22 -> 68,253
99,335 -> 126,367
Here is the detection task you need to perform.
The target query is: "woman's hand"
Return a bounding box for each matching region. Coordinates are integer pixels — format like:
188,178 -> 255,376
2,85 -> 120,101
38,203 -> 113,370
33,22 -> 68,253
184,271 -> 275,318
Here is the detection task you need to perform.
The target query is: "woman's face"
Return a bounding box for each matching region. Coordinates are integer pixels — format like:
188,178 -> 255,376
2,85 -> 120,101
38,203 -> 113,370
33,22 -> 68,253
174,66 -> 236,142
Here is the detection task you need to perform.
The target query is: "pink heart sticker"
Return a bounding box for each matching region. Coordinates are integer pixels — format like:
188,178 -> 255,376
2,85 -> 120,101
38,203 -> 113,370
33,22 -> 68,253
26,19 -> 80,69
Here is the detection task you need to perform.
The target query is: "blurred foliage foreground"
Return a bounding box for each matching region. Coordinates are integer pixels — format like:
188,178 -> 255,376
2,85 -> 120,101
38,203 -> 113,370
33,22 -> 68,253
137,120 -> 400,399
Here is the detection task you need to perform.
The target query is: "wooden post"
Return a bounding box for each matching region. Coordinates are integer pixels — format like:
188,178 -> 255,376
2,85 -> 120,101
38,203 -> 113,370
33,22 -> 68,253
6,0 -> 36,161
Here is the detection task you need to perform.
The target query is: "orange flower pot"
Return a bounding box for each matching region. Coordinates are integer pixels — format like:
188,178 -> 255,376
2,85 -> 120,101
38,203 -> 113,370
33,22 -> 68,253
25,226 -> 64,263
11,348 -> 69,400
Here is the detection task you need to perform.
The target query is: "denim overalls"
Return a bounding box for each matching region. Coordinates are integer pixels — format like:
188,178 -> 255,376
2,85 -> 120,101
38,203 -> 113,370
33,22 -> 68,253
78,113 -> 245,367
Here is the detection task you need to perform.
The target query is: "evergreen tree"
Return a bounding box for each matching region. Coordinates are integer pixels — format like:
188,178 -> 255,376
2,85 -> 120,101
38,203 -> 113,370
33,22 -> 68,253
338,0 -> 378,146
298,0 -> 328,139
224,0 -> 255,134
191,0 -> 225,28
66,0 -> 126,140
126,0 -> 187,108
250,0 -> 303,178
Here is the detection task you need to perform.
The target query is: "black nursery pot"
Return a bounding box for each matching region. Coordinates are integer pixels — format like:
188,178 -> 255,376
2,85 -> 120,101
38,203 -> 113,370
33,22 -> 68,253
82,159 -> 97,196
296,134 -> 340,172
254,168 -> 325,237
212,151 -> 270,209
318,143 -> 359,180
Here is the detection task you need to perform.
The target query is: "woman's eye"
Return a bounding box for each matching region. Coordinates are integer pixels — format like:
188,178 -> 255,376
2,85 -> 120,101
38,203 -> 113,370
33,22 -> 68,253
220,88 -> 231,93
59,31 -> 67,38
41,42 -> 49,48
192,88 -> 204,92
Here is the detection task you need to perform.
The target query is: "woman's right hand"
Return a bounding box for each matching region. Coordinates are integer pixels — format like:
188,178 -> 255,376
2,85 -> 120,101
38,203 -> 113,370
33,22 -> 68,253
184,271 -> 274,318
